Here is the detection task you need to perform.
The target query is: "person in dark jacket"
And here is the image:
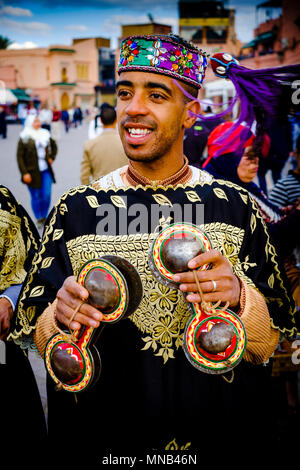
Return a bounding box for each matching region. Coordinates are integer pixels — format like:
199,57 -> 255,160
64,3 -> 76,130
0,106 -> 7,139
61,109 -> 70,133
17,115 -> 57,228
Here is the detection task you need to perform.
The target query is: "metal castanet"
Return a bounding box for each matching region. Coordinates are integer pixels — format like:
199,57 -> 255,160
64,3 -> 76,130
149,223 -> 247,378
45,256 -> 143,393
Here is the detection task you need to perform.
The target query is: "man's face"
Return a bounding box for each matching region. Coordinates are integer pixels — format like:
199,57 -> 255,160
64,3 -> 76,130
116,71 -> 189,163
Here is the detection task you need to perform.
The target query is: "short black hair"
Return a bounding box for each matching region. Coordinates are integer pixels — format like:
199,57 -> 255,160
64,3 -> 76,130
100,105 -> 116,125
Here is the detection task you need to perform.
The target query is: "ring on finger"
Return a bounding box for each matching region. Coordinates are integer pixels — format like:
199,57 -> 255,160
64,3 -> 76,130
211,280 -> 217,292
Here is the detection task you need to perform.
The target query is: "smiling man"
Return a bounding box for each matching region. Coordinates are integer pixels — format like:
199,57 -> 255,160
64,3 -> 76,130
14,34 -> 297,464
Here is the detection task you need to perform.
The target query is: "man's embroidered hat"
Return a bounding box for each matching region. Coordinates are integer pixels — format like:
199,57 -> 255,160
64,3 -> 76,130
118,34 -> 208,88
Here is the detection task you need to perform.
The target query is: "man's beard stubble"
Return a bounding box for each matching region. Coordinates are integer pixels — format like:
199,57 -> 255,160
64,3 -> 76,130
119,117 -> 182,163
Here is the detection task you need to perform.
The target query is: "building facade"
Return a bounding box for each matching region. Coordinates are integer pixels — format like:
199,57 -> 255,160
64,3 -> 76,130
179,0 -> 241,58
178,0 -> 241,107
0,37 -> 102,111
239,0 -> 300,68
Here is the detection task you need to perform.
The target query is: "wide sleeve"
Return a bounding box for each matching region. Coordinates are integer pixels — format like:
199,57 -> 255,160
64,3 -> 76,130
33,299 -> 60,358
238,280 -> 280,364
10,194 -> 74,348
0,185 -> 40,293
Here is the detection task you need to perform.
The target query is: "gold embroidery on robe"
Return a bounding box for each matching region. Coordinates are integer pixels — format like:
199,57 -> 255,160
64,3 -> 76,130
165,438 -> 192,450
0,209 -> 27,290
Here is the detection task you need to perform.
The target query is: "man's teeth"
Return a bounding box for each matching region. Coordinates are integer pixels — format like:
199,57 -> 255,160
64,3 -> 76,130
128,128 -> 151,137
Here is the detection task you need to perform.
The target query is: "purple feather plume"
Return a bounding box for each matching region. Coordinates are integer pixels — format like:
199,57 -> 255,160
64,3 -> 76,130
175,62 -> 300,158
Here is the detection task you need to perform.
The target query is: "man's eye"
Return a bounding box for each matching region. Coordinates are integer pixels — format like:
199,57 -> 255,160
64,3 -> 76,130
151,93 -> 165,101
117,90 -> 130,98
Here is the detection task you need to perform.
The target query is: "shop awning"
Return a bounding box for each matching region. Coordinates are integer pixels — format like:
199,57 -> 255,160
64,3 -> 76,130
11,88 -> 31,101
256,31 -> 276,42
241,30 -> 276,49
241,39 -> 257,49
0,88 -> 18,105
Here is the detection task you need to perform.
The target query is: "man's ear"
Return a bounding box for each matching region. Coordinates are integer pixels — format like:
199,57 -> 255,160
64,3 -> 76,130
183,100 -> 201,129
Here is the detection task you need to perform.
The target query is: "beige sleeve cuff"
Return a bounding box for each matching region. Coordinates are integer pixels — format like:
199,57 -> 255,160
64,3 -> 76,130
238,279 -> 280,364
33,299 -> 60,358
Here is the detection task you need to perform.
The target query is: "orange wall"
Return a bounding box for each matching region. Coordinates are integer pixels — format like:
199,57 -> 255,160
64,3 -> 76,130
0,39 -> 99,109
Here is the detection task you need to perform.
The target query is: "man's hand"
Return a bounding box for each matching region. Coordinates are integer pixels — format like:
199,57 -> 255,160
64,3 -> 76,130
56,276 -> 103,330
0,298 -> 13,340
172,249 -> 240,308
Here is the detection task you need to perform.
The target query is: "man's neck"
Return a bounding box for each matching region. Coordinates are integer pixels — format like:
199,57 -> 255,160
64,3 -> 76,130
125,154 -> 192,188
129,154 -> 185,182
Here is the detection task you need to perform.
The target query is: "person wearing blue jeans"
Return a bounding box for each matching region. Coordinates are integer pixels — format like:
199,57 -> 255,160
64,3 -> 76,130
28,168 -> 53,222
17,115 -> 57,228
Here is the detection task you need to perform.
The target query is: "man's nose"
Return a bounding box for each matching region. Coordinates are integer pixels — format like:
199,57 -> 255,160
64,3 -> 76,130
126,93 -> 148,116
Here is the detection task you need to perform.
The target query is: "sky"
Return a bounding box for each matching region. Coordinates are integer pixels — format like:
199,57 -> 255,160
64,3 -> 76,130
0,0 -> 282,50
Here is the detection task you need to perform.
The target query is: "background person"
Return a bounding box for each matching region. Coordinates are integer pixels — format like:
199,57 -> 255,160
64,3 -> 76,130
269,134 -> 300,208
38,102 -> 53,132
80,104 -> 127,185
16,115 -> 57,228
61,108 -> 70,133
0,105 -> 7,139
73,106 -> 83,127
51,105 -> 61,141
87,106 -> 103,139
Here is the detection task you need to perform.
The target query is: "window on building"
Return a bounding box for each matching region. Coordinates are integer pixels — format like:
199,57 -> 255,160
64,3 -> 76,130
61,67 -> 68,83
46,66 -> 50,81
77,63 -> 89,80
191,28 -> 203,43
206,26 -> 227,44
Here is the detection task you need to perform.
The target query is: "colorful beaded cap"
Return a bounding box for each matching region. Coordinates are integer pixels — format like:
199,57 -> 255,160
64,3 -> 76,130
118,34 -> 208,88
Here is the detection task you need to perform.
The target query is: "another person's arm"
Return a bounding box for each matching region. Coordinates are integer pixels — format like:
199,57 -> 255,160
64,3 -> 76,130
0,284 -> 22,340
